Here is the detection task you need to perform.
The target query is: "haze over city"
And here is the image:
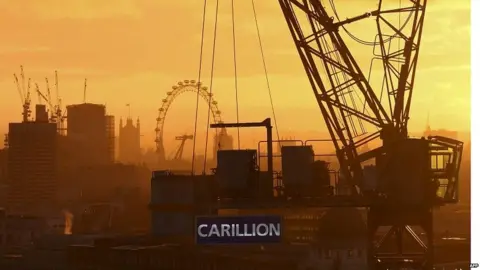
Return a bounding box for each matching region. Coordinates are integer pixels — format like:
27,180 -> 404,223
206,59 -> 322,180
0,0 -> 472,269
0,0 -> 470,155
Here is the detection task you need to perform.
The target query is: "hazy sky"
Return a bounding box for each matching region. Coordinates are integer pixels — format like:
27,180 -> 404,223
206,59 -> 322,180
0,0 -> 470,152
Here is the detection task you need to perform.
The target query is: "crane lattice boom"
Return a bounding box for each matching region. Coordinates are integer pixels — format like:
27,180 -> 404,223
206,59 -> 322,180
13,66 -> 32,122
278,0 -> 427,192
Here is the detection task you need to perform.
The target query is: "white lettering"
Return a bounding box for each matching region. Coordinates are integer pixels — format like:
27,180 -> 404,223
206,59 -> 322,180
209,225 -> 220,237
236,224 -> 243,236
221,224 -> 231,236
256,224 -> 268,236
198,224 -> 208,237
269,223 -> 281,236
243,224 -> 252,236
197,223 -> 281,238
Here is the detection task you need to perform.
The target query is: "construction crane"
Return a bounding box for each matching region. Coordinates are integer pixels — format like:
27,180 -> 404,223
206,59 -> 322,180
36,83 -> 54,112
54,71 -> 67,135
45,77 -> 56,123
45,77 -> 52,105
172,135 -> 193,160
276,0 -> 463,269
36,83 -> 43,105
13,66 -> 32,122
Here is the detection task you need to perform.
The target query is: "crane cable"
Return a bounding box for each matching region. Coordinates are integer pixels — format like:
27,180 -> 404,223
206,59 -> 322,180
328,0 -> 413,46
203,0 -> 221,174
191,0 -> 208,175
232,0 -> 241,149
252,0 -> 281,143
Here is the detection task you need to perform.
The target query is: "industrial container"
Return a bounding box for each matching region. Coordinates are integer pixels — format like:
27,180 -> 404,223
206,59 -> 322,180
150,172 -> 216,238
215,150 -> 257,198
281,146 -> 314,196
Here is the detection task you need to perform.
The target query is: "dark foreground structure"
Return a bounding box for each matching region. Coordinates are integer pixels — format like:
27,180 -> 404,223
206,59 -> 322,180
64,240 -> 467,270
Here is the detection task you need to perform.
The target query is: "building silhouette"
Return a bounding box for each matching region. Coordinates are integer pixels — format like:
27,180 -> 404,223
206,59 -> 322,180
66,103 -> 114,166
213,127 -> 233,161
106,115 -> 115,163
118,117 -> 141,164
6,109 -> 58,215
0,149 -> 7,208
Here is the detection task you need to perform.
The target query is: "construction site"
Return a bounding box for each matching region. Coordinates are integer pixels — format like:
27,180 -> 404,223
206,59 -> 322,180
2,65 -> 128,215
69,0 -> 468,269
0,0 -> 471,269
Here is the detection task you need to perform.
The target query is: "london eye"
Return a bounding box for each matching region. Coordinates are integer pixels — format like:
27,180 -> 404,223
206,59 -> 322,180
154,79 -> 223,162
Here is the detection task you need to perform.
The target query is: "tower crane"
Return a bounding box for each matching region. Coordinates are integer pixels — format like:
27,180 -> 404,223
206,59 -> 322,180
45,77 -> 56,123
36,83 -> 54,112
54,71 -> 67,135
45,77 -> 52,106
27,78 -> 32,109
276,0 -> 463,269
172,135 -> 193,160
36,83 -> 43,105
13,66 -> 32,122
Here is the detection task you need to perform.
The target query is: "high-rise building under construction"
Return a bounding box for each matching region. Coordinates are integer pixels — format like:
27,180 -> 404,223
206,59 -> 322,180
6,119 -> 58,215
66,103 -> 115,166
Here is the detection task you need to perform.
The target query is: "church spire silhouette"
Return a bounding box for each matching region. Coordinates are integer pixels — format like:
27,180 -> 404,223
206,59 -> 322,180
425,111 -> 431,136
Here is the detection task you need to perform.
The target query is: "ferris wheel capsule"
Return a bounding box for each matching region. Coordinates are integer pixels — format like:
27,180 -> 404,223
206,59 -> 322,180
184,80 -> 189,84
201,86 -> 208,91
178,82 -> 183,85
172,86 -> 177,90
190,80 -> 196,84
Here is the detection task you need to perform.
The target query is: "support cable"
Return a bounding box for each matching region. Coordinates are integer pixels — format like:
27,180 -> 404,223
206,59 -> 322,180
232,0 -> 241,149
251,0 -> 281,143
328,0 -> 413,46
203,0 -> 220,173
191,0 -> 208,175
398,0 -> 401,71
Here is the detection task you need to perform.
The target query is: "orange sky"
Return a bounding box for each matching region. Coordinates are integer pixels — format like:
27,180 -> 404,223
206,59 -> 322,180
0,0 -> 470,154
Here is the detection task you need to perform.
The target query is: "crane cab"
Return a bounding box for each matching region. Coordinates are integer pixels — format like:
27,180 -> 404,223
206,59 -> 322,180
369,136 -> 462,205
